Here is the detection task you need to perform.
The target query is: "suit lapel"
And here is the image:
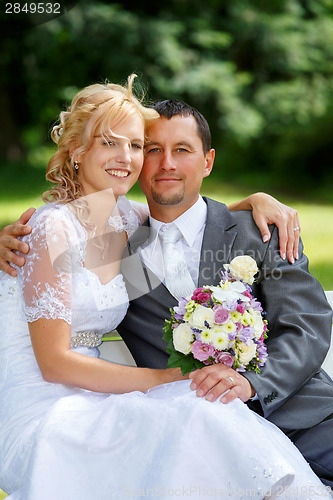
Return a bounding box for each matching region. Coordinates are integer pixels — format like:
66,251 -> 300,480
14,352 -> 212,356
123,197 -> 238,298
198,197 -> 237,286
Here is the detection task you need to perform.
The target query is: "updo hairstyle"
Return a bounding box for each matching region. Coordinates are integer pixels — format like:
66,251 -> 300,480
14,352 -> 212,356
43,74 -> 158,204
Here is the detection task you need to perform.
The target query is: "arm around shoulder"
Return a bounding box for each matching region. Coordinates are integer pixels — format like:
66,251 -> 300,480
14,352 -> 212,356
0,207 -> 36,276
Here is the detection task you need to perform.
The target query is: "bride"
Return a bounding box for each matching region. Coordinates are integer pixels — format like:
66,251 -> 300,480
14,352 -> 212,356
0,75 -> 327,499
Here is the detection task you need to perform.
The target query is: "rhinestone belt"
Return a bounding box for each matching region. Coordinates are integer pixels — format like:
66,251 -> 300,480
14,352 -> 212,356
71,331 -> 102,348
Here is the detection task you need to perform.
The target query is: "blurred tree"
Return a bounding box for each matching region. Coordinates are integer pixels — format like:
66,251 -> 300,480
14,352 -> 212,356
0,0 -> 332,195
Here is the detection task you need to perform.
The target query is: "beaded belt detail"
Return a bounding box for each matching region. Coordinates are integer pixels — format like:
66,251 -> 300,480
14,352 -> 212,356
71,331 -> 102,349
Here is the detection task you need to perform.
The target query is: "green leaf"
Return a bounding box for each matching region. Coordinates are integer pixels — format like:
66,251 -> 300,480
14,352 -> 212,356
167,351 -> 185,368
162,319 -> 173,343
167,351 -> 205,375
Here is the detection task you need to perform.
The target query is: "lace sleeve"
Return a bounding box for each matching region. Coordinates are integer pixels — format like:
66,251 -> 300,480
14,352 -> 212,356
127,199 -> 149,223
18,205 -> 79,325
107,196 -> 147,238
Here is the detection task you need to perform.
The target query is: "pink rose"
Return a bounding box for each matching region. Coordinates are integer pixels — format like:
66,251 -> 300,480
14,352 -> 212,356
236,322 -> 243,332
197,293 -> 211,303
213,305 -> 230,324
192,288 -> 212,303
215,351 -> 234,367
237,304 -> 245,314
191,340 -> 215,362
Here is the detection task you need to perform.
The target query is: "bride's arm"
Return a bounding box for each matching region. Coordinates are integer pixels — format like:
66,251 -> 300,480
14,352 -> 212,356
22,207 -> 185,394
29,318 -> 183,393
227,192 -> 300,263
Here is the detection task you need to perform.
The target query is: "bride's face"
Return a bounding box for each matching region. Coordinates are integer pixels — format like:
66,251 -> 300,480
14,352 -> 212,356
77,114 -> 145,198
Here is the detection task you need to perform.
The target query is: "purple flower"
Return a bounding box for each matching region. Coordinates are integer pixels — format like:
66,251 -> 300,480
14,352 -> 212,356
174,298 -> 188,320
192,340 -> 215,362
238,327 -> 255,344
228,331 -> 237,342
213,305 -> 230,324
215,351 -> 234,367
249,299 -> 262,311
257,344 -> 268,365
223,297 -> 238,312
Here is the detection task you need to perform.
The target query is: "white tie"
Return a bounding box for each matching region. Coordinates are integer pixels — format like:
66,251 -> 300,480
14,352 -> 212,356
159,224 -> 195,301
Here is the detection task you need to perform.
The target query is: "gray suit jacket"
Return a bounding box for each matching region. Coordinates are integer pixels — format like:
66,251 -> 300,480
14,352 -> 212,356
118,197 -> 333,430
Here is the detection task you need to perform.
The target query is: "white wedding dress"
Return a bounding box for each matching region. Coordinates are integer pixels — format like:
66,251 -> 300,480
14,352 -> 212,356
0,199 -> 328,500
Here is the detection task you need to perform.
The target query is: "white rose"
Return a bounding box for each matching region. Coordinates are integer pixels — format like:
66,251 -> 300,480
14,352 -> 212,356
173,323 -> 194,355
189,305 -> 215,329
251,310 -> 265,339
226,255 -> 258,285
237,341 -> 257,365
210,326 -> 230,350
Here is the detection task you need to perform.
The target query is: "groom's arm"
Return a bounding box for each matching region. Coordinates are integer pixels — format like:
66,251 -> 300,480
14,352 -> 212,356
0,208 -> 35,276
0,194 -> 299,275
243,224 -> 332,418
190,213 -> 332,417
190,213 -> 332,412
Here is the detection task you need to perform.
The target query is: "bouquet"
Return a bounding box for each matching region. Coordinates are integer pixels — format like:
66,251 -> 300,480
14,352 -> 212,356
163,255 -> 268,375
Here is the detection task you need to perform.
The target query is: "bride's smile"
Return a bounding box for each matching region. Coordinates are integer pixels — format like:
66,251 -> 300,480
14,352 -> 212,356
76,113 -> 145,199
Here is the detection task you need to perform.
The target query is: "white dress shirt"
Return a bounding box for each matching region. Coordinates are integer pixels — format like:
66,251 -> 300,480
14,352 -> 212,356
139,196 -> 207,286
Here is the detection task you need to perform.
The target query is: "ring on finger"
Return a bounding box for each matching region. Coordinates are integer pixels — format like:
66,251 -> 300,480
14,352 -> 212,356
293,226 -> 300,232
227,376 -> 235,387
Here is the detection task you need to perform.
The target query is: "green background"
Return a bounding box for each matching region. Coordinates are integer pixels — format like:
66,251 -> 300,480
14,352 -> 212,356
1,0 -> 332,288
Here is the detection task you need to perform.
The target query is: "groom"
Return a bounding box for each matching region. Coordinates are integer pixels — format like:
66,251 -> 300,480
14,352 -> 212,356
116,100 -> 333,488
1,99 -> 333,486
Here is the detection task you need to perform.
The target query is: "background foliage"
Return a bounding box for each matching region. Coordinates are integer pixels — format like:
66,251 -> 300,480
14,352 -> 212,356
0,0 -> 332,287
1,0 -> 333,196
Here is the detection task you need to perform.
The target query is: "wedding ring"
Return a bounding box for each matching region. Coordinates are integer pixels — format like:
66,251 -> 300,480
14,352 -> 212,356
227,376 -> 235,387
293,226 -> 300,232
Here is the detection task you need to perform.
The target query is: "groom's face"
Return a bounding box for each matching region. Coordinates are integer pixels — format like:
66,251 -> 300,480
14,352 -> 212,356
140,115 -> 214,219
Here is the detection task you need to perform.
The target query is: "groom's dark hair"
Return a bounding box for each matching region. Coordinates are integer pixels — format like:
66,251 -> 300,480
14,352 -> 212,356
151,99 -> 211,154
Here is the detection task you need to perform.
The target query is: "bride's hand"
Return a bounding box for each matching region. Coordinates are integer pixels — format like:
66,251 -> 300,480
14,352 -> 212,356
248,193 -> 300,264
0,208 -> 35,276
228,192 -> 300,264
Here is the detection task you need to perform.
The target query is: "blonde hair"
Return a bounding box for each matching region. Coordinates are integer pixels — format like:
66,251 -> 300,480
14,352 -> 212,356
43,74 -> 158,204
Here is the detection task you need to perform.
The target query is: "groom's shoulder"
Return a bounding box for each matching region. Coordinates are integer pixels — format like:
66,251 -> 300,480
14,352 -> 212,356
204,196 -> 263,233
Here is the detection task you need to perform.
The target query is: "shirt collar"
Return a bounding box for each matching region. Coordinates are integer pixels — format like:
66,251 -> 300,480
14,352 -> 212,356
146,196 -> 207,253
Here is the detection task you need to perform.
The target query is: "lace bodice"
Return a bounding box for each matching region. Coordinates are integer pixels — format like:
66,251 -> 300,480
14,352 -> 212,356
4,197 -> 147,343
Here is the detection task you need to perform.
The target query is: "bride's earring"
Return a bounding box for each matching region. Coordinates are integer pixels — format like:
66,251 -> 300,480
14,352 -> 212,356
74,161 -> 79,170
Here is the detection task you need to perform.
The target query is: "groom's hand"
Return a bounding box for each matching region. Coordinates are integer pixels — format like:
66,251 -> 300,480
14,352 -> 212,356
0,207 -> 35,276
189,364 -> 255,404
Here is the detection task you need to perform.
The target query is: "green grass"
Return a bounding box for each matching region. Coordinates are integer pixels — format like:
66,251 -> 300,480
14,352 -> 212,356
1,163 -> 333,290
